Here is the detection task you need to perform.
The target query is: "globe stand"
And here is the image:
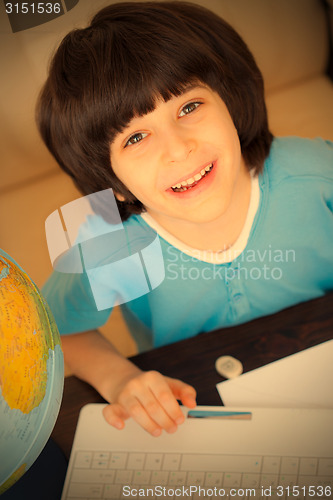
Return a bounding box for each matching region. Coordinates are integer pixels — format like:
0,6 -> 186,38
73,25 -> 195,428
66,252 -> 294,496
2,439 -> 68,500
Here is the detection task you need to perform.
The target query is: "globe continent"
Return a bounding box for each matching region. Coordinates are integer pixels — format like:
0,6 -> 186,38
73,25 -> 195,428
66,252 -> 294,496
0,250 -> 64,494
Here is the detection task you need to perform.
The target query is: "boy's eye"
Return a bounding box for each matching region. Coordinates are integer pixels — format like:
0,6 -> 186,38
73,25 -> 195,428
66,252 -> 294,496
125,132 -> 148,148
179,101 -> 202,117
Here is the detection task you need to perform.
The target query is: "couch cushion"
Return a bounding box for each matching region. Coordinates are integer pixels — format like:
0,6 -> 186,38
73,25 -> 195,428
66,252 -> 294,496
193,0 -> 329,92
0,31 -> 61,191
0,171 -> 80,287
266,75 -> 333,140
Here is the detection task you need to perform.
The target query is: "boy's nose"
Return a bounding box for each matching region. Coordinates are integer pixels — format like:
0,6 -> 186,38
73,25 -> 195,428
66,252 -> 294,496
161,127 -> 195,164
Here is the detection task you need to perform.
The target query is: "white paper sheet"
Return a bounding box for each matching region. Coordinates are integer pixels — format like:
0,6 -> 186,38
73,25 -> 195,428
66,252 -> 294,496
217,339 -> 333,409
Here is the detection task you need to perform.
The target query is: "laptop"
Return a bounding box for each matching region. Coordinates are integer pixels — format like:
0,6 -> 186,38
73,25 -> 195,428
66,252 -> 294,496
60,404 -> 333,499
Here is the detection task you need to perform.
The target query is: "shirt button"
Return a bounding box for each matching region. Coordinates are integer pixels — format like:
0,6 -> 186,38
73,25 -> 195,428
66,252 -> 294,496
233,293 -> 242,302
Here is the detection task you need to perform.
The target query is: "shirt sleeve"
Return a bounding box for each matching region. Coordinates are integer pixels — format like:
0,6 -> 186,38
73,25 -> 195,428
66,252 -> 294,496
41,213 -> 160,335
42,268 -> 112,335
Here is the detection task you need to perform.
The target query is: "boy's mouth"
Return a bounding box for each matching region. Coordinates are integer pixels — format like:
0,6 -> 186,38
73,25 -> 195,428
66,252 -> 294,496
170,163 -> 214,193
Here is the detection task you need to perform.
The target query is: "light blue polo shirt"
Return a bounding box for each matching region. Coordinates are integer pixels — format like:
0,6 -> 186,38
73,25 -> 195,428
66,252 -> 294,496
42,137 -> 333,352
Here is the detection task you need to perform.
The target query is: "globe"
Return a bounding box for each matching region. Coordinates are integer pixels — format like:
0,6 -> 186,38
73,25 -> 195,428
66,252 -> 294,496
0,250 -> 64,494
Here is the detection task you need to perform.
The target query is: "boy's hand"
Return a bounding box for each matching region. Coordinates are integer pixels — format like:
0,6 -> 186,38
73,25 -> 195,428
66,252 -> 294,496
60,331 -> 196,435
102,370 -> 197,436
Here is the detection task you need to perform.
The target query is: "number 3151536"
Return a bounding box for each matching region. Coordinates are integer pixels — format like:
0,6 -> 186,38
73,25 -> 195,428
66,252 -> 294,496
5,3 -> 61,14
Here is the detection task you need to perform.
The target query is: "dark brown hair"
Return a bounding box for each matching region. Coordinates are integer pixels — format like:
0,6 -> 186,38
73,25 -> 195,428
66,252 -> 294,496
37,1 -> 273,220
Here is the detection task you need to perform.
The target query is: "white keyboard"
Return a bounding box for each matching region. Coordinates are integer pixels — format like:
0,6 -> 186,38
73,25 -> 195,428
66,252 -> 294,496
64,451 -> 333,499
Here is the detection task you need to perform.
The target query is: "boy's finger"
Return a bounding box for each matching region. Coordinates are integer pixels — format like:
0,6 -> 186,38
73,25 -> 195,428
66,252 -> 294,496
103,403 -> 128,430
120,395 -> 165,436
181,392 -> 197,408
122,390 -> 177,434
146,382 -> 186,427
166,377 -> 197,408
117,371 -> 183,431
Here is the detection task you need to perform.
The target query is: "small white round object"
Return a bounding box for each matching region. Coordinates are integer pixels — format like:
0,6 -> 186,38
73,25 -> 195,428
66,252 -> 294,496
215,355 -> 243,379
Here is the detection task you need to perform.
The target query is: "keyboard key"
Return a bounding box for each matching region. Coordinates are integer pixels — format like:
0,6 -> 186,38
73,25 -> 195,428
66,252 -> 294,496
66,497 -> 89,500
186,471 -> 205,486
110,452 -> 127,469
168,471 -> 187,485
115,470 -> 133,484
71,468 -> 115,483
318,476 -> 333,487
299,458 -> 318,475
132,470 -> 151,485
260,474 -> 278,488
278,474 -> 297,487
241,473 -> 260,488
298,475 -> 322,487
92,458 -> 109,469
67,482 -> 103,498
74,451 -> 93,469
94,452 -> 110,461
103,484 -> 122,499
204,472 -> 223,487
280,457 -> 299,475
145,453 -> 163,470
150,470 -> 169,485
318,458 -> 333,476
224,472 -> 241,487
127,453 -> 146,470
262,456 -> 280,474
181,454 -> 262,472
163,454 -> 181,470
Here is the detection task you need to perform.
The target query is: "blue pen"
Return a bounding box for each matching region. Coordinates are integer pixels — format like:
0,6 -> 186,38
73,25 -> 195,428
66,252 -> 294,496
188,410 -> 252,420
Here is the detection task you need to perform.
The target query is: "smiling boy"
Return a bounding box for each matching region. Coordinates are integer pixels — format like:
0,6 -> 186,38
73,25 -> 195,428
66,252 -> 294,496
38,1 -> 333,436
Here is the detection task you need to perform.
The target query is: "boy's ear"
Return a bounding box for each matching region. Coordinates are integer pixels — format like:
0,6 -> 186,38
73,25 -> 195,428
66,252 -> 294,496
114,192 -> 126,202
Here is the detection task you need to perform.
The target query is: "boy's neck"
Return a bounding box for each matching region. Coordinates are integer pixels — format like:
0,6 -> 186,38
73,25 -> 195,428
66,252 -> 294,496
146,165 -> 252,253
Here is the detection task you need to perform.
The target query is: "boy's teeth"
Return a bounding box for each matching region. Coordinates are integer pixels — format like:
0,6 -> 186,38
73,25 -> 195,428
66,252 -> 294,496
171,163 -> 213,190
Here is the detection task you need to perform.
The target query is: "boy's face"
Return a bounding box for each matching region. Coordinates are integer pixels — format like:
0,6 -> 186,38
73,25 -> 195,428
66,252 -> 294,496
110,84 -> 248,231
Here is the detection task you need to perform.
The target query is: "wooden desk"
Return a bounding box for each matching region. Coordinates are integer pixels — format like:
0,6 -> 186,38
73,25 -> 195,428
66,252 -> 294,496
51,294 -> 333,459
